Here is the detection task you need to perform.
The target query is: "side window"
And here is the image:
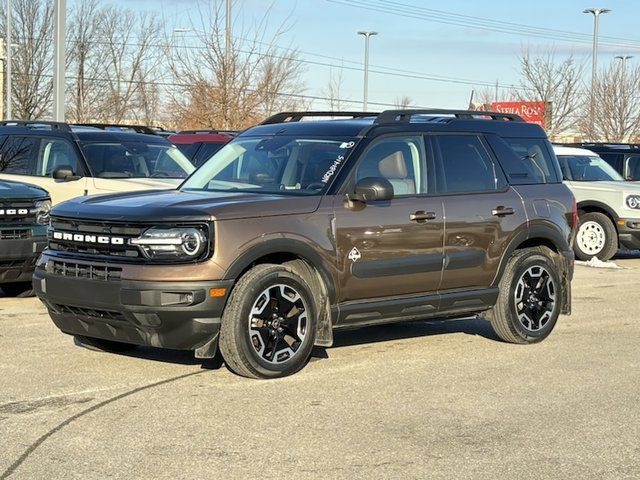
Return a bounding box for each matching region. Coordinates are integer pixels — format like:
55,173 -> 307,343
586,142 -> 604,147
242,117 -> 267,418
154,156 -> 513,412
599,153 -> 623,171
434,135 -> 506,193
0,136 -> 39,175
194,142 -> 225,167
355,135 -> 427,195
500,138 -> 560,184
626,155 -> 640,181
35,138 -> 78,176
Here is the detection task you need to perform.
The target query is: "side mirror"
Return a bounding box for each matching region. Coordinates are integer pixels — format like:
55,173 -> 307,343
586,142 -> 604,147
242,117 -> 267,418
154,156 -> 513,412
52,165 -> 80,182
347,177 -> 394,203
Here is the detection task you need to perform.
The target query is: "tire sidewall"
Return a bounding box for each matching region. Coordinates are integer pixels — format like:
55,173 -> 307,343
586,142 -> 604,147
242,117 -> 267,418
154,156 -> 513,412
232,269 -> 317,378
506,252 -> 561,342
574,212 -> 617,261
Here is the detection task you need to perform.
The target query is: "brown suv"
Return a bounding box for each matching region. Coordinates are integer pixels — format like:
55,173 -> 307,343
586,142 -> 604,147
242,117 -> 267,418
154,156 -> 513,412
33,110 -> 576,379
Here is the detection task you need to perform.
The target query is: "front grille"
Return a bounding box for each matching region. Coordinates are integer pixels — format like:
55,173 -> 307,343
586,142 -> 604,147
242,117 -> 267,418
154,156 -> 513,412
45,259 -> 122,281
49,303 -> 126,322
0,200 -> 37,225
48,217 -> 146,259
0,229 -> 31,240
0,259 -> 30,270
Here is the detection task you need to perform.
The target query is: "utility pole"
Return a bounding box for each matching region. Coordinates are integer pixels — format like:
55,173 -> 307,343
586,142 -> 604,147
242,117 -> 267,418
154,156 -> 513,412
225,0 -> 231,61
495,79 -> 499,103
0,38 -> 4,118
584,7 -> 611,137
5,0 -> 11,119
357,31 -> 377,111
52,0 -> 66,121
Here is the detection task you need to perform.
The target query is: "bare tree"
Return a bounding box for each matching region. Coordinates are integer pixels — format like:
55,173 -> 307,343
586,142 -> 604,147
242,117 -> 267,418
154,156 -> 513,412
515,49 -> 585,139
322,65 -> 344,110
587,61 -> 640,142
167,1 -> 306,130
393,95 -> 412,109
0,0 -> 54,119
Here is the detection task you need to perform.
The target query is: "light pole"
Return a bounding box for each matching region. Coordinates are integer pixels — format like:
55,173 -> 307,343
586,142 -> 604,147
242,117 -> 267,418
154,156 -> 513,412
52,0 -> 66,121
584,7 -> 611,136
5,0 -> 11,119
357,31 -> 377,111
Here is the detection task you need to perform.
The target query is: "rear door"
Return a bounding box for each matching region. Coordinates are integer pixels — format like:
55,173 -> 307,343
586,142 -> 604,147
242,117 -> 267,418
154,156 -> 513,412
431,134 -> 525,291
333,134 -> 445,302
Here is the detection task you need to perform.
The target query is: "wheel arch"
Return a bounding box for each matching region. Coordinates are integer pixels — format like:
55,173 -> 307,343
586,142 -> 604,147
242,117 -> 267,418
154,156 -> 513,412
576,200 -> 619,225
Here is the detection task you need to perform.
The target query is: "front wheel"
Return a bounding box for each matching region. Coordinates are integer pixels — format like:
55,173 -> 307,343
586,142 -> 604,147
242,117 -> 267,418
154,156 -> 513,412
487,247 -> 562,344
574,212 -> 618,261
219,263 -> 317,379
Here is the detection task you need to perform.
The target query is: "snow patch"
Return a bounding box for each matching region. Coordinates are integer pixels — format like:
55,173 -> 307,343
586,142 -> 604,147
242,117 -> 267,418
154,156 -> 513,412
575,257 -> 623,269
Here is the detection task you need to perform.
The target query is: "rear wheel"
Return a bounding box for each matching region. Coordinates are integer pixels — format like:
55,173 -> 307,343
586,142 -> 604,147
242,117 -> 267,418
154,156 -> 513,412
1,282 -> 34,298
487,247 -> 562,344
219,263 -> 317,379
574,212 -> 618,261
74,335 -> 137,353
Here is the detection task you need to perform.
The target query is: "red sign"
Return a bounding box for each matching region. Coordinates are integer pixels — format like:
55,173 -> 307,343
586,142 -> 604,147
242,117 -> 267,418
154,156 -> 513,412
490,101 -> 547,127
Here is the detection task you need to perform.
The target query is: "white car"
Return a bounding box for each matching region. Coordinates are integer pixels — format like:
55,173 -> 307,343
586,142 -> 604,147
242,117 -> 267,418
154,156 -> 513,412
554,145 -> 640,260
0,122 -> 196,204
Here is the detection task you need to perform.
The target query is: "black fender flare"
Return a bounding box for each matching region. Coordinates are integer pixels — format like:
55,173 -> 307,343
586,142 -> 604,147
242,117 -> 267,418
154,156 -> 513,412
576,200 -> 619,222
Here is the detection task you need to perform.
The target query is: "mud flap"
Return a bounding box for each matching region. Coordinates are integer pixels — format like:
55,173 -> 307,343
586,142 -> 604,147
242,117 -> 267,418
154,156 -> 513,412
195,331 -> 220,359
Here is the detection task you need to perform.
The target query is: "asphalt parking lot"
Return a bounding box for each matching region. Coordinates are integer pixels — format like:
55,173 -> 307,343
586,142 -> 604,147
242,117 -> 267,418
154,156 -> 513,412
1,258 -> 639,480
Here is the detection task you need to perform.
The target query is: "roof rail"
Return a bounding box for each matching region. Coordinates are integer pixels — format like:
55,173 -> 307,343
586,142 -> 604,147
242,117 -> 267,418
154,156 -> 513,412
72,123 -> 158,135
374,109 -> 525,124
260,111 -> 378,125
177,129 -> 238,135
0,120 -> 72,132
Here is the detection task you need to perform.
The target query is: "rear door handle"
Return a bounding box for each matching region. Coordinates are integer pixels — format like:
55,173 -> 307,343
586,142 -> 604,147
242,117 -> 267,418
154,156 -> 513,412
410,211 -> 436,222
492,206 -> 515,216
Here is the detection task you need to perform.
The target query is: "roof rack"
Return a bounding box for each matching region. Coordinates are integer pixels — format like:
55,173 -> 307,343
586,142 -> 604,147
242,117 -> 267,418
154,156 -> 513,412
72,123 -> 158,135
0,120 -> 73,132
374,109 -> 525,124
177,129 -> 238,136
260,111 -> 378,125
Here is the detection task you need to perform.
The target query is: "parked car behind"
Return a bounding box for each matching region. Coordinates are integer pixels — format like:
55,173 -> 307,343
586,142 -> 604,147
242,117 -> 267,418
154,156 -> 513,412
554,145 -> 640,260
0,121 -> 196,204
1,179 -> 49,297
168,130 -> 235,168
35,109 -> 576,379
562,143 -> 640,182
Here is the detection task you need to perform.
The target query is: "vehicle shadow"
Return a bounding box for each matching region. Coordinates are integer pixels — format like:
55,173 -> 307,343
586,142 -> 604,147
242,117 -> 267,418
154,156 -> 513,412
614,249 -> 640,259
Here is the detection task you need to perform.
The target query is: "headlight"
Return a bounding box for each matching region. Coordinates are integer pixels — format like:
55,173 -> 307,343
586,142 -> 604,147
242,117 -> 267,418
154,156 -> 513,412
32,200 -> 52,225
130,227 -> 208,260
626,195 -> 640,209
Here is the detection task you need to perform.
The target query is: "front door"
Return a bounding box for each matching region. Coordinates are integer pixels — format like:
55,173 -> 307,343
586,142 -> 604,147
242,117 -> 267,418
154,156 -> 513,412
333,134 -> 444,302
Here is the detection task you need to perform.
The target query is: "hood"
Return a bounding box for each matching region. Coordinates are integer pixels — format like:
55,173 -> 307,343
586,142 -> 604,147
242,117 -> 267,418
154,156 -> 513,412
567,180 -> 640,192
51,189 -> 322,223
0,179 -> 49,200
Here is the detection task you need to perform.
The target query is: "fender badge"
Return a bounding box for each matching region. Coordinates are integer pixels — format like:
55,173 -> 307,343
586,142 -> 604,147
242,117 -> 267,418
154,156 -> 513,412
348,247 -> 361,262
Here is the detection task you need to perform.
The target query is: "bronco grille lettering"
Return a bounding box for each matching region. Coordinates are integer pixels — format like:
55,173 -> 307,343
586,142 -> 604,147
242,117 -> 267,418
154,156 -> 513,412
0,209 -> 29,216
52,231 -> 125,245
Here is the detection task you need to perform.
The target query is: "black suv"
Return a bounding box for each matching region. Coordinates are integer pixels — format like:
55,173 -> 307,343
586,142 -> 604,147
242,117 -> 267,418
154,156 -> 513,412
35,110 -> 576,379
1,179 -> 50,296
563,143 -> 640,181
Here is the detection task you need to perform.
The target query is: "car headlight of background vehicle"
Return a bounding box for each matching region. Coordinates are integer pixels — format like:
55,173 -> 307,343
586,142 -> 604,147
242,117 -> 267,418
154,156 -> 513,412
626,195 -> 640,209
130,227 -> 208,260
33,200 -> 52,225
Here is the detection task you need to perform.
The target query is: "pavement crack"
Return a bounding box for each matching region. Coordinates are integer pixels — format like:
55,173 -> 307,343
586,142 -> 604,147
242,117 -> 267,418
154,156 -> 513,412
1,370 -> 204,479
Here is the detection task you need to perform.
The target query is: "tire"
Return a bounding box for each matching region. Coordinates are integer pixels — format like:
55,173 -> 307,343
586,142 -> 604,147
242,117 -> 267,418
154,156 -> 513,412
487,247 -> 562,344
574,212 -> 618,261
219,263 -> 317,379
74,335 -> 137,353
1,282 -> 35,298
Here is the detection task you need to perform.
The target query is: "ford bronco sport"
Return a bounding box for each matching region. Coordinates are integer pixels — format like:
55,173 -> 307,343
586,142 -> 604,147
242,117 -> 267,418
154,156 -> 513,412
1,179 -> 50,296
34,110 -> 576,379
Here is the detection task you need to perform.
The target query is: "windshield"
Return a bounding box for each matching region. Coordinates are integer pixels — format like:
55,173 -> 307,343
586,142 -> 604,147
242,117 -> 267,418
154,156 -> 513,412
181,136 -> 357,194
558,154 -> 624,182
80,141 -> 196,179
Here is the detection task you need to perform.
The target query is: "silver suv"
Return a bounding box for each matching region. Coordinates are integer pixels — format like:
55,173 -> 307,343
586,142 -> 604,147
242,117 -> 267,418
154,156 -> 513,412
554,145 -> 640,260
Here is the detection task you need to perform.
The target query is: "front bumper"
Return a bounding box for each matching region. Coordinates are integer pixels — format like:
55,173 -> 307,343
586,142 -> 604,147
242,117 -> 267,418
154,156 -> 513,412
0,227 -> 47,284
33,260 -> 234,357
617,219 -> 640,250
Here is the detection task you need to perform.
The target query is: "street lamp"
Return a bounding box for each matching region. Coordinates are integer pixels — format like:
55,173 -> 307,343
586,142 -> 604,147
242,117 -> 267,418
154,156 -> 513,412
584,7 -> 611,136
5,0 -> 11,119
357,31 -> 377,111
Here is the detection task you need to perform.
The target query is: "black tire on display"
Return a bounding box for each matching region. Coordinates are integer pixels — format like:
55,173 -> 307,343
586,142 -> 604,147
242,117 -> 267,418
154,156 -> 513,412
487,246 -> 562,344
1,282 -> 35,298
574,212 -> 618,261
74,335 -> 137,353
219,263 -> 317,379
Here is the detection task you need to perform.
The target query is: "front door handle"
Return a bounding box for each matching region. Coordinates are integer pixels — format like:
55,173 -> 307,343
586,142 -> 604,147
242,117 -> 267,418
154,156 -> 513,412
492,206 -> 515,216
410,211 -> 436,222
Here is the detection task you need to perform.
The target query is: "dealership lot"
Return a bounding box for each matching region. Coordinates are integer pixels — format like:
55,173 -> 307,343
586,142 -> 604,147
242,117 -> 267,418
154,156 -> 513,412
1,258 -> 639,480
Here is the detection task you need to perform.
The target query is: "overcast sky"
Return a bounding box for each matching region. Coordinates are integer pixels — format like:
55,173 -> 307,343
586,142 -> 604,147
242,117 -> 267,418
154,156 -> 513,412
88,0 -> 640,110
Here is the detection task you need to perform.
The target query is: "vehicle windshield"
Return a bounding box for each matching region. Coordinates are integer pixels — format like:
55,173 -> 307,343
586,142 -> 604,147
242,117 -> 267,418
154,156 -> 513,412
558,154 -> 624,182
181,135 -> 357,194
80,141 -> 196,179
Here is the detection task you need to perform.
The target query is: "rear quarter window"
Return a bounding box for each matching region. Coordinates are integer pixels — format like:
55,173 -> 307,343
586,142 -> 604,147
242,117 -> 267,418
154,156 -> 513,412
487,136 -> 561,184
